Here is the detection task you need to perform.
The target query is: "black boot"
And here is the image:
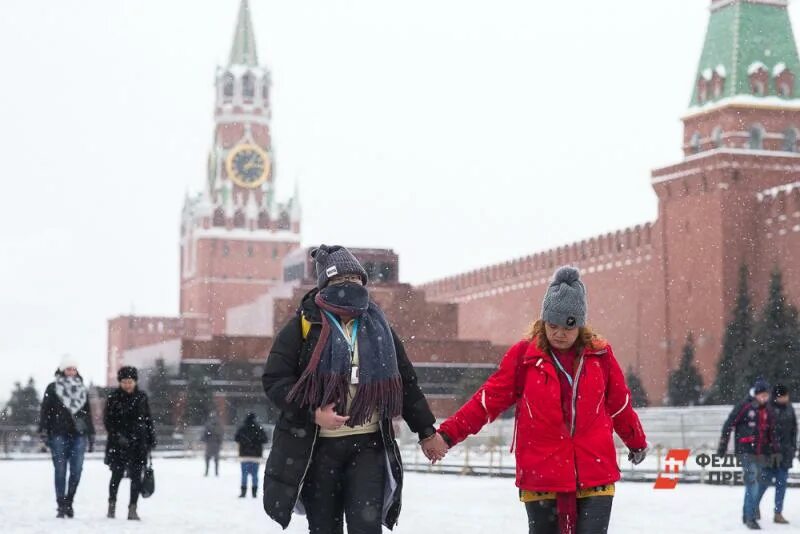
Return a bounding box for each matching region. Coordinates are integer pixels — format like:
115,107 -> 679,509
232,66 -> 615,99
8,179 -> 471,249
252,486 -> 257,498
745,519 -> 762,530
239,486 -> 246,498
56,498 -> 66,519
127,504 -> 140,521
64,495 -> 74,518
107,500 -> 116,519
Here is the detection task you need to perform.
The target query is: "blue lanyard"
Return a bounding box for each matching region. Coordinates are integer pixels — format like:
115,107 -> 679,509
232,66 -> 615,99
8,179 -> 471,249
549,351 -> 574,387
323,310 -> 359,355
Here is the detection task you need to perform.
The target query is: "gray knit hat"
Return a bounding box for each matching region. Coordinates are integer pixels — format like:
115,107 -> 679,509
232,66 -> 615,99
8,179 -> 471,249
541,266 -> 587,328
310,245 -> 368,289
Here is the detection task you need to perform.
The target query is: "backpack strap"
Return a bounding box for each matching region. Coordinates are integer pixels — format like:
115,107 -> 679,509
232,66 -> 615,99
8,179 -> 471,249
300,314 -> 312,340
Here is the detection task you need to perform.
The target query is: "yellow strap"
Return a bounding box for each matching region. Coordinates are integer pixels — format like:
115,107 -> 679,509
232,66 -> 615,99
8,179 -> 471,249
301,315 -> 312,340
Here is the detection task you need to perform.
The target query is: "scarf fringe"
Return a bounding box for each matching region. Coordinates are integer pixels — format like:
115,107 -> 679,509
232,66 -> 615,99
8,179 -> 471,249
348,376 -> 403,426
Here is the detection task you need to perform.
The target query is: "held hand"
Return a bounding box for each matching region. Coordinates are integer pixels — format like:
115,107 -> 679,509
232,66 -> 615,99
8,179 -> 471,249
771,453 -> 783,468
420,433 -> 449,464
314,403 -> 350,431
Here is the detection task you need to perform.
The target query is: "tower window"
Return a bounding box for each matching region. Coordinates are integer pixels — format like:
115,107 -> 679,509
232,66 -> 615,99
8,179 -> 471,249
697,78 -> 708,104
233,210 -> 245,228
783,128 -> 797,152
690,132 -> 701,154
748,125 -> 764,150
751,79 -> 766,96
712,126 -> 723,148
242,73 -> 255,99
261,80 -> 269,101
213,207 -> 225,226
223,72 -> 234,99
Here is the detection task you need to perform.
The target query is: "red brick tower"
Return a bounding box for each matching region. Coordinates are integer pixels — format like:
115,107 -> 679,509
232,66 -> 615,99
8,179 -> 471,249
651,0 -> 800,385
180,0 -> 301,337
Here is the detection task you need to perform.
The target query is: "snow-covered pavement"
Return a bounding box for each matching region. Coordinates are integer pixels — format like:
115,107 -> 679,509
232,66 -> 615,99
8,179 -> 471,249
1,457 -> 799,533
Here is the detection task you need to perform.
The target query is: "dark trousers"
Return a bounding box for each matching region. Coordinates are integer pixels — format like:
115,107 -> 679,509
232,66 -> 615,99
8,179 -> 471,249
49,434 -> 87,504
205,453 -> 220,476
525,496 -> 613,534
109,463 -> 144,506
300,433 -> 386,534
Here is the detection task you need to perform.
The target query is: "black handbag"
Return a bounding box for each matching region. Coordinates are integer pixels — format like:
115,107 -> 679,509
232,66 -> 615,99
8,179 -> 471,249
141,454 -> 155,498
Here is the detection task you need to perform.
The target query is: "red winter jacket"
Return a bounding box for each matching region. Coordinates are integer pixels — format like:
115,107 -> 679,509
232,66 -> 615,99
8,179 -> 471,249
438,338 -> 647,492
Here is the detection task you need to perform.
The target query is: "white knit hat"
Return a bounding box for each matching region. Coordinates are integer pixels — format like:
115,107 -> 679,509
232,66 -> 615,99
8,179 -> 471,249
59,354 -> 80,371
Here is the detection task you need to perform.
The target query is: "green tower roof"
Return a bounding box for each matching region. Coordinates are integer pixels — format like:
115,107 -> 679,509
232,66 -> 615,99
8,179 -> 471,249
229,0 -> 259,67
690,0 -> 800,108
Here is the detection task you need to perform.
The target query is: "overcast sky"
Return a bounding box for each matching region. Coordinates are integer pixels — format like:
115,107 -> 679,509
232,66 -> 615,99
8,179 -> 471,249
2,0 -> 791,401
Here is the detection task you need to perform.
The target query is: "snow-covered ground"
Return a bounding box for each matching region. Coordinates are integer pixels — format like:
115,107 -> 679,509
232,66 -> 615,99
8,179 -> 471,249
1,457 -> 799,533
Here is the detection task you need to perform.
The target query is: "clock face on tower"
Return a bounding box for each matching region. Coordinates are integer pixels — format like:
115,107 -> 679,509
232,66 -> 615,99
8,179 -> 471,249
225,144 -> 271,188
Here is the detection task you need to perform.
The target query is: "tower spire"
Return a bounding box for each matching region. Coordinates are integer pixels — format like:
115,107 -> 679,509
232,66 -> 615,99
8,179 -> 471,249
691,0 -> 800,107
229,0 -> 259,67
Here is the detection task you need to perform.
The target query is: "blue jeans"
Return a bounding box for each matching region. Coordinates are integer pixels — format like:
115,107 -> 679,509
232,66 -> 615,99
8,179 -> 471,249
241,461 -> 259,488
757,466 -> 790,514
49,435 -> 87,503
740,454 -> 769,521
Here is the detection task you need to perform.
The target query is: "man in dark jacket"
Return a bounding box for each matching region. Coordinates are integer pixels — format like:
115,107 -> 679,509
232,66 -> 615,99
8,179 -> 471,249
261,245 -> 444,533
104,366 -> 156,521
756,384 -> 797,525
718,378 -> 780,530
38,356 -> 95,518
202,414 -> 224,477
234,412 -> 268,498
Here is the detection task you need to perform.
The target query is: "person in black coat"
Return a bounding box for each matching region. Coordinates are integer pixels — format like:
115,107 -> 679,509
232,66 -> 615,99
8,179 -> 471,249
234,412 -> 269,498
718,378 -> 780,529
103,366 -> 156,521
38,356 -> 95,519
261,245 -> 443,533
757,384 -> 798,524
202,414 -> 224,477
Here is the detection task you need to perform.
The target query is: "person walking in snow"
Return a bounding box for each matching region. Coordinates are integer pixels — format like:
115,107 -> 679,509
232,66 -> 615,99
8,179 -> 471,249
104,366 -> 156,521
756,384 -> 797,525
427,266 -> 649,534
261,245 -> 442,533
234,412 -> 268,498
38,355 -> 96,519
717,377 -> 779,530
202,413 -> 224,477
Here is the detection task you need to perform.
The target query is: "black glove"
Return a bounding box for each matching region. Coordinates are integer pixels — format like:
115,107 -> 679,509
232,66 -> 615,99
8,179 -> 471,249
39,432 -> 49,448
716,440 -> 726,458
88,438 -> 95,453
628,447 -> 648,465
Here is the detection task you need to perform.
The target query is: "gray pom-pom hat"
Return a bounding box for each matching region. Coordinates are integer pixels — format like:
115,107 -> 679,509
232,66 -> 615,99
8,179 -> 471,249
541,266 -> 587,328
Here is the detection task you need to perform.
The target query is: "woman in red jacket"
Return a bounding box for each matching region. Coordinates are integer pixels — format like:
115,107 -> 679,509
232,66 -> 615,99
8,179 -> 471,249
429,266 -> 648,534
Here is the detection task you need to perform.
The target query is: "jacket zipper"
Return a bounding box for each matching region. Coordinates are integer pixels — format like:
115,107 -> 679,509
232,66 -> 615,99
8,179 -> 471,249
570,357 -> 585,436
294,425 -> 319,509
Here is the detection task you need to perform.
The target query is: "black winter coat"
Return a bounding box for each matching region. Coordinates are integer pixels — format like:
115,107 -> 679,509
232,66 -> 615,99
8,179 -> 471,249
261,289 -> 436,530
38,381 -> 95,439
771,401 -> 798,469
234,421 -> 269,458
719,397 -> 779,457
103,388 -> 156,468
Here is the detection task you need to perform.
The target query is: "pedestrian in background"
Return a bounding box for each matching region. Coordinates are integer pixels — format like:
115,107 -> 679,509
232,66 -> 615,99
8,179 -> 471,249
104,366 -> 156,520
756,384 -> 797,525
234,412 -> 268,498
39,355 -> 95,519
202,413 -> 224,477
